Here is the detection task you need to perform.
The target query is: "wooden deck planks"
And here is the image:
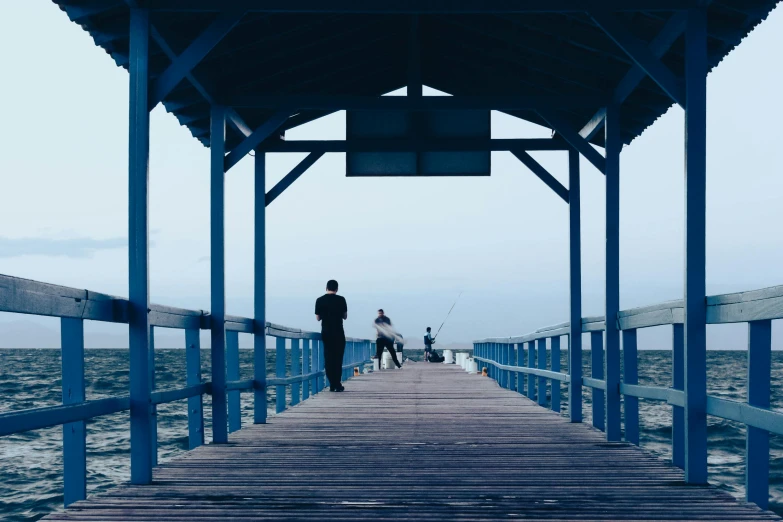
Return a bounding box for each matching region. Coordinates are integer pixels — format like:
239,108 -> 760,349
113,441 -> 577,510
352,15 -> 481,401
44,364 -> 779,521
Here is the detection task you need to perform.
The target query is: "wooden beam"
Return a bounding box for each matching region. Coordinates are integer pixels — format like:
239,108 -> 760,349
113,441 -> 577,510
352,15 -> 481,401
537,110 -> 606,174
590,10 -> 686,108
265,152 -> 324,206
148,10 -> 245,110
510,149 -> 569,203
224,110 -> 292,172
259,138 -> 568,153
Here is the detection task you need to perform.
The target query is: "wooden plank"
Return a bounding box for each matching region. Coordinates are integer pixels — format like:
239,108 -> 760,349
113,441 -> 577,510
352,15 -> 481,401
43,365 -> 779,522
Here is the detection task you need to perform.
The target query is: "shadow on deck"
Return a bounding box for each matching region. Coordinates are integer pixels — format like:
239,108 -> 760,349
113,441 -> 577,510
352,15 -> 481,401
45,364 -> 779,521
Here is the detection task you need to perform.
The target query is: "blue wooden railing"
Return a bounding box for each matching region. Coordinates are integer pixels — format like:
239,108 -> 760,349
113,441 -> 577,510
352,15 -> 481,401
474,283 -> 783,510
0,273 -> 373,506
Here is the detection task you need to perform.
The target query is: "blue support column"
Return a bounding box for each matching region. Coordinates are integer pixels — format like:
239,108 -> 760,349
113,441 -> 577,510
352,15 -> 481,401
226,330 -> 240,433
253,151 -> 267,424
291,339 -> 301,406
61,317 -> 85,506
185,328 -> 204,449
313,339 -> 322,393
527,341 -> 536,399
568,148 -> 583,423
623,329 -> 639,445
537,338 -> 547,406
302,339 -> 311,400
499,343 -> 506,387
683,7 -> 708,485
276,337 -> 286,413
747,320 -> 771,509
604,103 -> 621,442
127,6 -> 153,486
515,344 -> 524,394
507,344 -> 515,391
149,326 -> 157,467
551,336 -> 561,414
591,331 -> 605,432
672,323 -> 685,469
210,104 -> 228,443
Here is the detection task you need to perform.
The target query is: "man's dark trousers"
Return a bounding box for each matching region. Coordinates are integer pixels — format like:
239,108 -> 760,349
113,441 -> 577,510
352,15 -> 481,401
323,334 -> 346,389
376,338 -> 401,367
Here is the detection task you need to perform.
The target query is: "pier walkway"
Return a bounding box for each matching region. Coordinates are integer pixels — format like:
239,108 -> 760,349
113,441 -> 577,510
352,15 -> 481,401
44,364 -> 777,521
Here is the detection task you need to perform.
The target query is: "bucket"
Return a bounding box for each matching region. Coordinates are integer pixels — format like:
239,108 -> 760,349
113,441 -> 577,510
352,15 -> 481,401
382,352 -> 395,369
444,349 -> 454,364
373,358 -> 380,371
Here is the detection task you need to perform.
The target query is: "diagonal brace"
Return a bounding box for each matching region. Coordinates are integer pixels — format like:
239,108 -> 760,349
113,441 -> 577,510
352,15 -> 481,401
148,10 -> 245,110
224,110 -> 293,172
510,150 -> 569,203
589,10 -> 686,108
537,111 -> 606,174
266,152 -> 324,207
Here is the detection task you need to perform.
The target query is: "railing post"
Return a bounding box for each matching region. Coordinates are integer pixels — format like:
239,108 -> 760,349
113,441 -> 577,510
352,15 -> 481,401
302,339 -> 311,400
61,317 -> 86,506
318,339 -> 325,391
210,103 -> 228,444
507,343 -> 515,391
527,341 -> 536,399
127,5 -> 153,485
291,339 -> 301,406
226,330 -> 240,432
185,328 -> 204,449
568,147 -> 583,423
149,326 -> 157,467
747,320 -> 771,509
683,6 -> 708,485
515,344 -> 524,394
276,337 -> 286,413
604,102 -> 621,442
551,336 -> 561,414
537,338 -> 547,406
672,323 -> 684,468
499,342 -> 505,387
591,331 -> 605,432
622,329 -> 639,445
253,151 -> 267,424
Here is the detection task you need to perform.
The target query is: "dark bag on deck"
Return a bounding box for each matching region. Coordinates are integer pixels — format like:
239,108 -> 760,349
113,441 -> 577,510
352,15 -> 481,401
429,351 -> 444,363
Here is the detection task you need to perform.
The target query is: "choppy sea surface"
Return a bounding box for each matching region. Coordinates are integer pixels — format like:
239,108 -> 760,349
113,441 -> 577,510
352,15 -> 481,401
1,348 -> 783,520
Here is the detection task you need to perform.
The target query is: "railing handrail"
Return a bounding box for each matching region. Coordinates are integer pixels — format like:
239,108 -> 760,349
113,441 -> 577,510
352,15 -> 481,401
474,283 -> 783,343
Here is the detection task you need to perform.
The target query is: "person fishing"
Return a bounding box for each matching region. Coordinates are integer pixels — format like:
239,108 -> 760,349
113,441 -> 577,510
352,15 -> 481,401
314,280 -> 348,392
373,309 -> 402,369
423,326 -> 435,362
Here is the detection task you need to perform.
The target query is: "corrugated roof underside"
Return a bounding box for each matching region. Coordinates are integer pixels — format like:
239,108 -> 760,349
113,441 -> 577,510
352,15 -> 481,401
54,1 -> 780,149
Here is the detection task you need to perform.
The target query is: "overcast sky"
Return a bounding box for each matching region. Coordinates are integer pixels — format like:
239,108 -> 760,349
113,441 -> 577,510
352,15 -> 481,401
1,3 -> 782,349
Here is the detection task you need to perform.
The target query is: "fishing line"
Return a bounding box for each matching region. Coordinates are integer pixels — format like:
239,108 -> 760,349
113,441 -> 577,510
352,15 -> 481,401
434,291 -> 462,339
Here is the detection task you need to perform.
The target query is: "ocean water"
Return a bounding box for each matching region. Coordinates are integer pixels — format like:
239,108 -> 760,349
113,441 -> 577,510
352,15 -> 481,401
1,348 -> 782,520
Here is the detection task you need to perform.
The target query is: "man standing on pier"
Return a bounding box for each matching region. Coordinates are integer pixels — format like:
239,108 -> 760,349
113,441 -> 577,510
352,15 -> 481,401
374,309 -> 402,369
315,280 -> 348,392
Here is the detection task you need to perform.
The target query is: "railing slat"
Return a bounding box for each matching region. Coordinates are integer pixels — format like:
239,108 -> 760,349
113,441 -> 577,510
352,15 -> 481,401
149,326 -> 158,468
226,331 -> 241,433
672,323 -> 685,469
302,339 -> 311,400
746,320 -> 771,509
591,331 -> 605,432
185,329 -> 204,449
537,338 -> 547,407
291,339 -> 301,406
551,336 -> 561,413
61,317 -> 86,506
622,329 -> 639,445
276,337 -> 286,413
527,341 -> 536,399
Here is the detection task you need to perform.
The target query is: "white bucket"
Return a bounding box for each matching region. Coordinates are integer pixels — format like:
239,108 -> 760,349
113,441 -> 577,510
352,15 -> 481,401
444,349 -> 454,364
382,352 -> 395,369
467,359 -> 478,373
458,352 -> 469,368
373,358 -> 380,371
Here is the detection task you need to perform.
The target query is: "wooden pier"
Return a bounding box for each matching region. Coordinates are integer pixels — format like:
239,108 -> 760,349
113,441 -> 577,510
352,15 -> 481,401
44,364 -> 778,521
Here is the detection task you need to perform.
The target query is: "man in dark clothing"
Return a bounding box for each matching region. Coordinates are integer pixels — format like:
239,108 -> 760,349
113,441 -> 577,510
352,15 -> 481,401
315,280 -> 348,392
374,309 -> 402,369
424,326 -> 435,362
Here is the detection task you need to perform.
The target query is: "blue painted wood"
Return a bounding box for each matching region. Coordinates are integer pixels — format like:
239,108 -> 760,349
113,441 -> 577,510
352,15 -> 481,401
265,152 -> 324,206
225,111 -> 293,172
507,344 -> 515,390
747,320 -> 771,509
683,7 -> 708,485
253,151 -> 267,424
672,323 -> 684,469
291,339 -> 301,406
568,148 -> 583,423
226,330 -> 241,433
622,329 -> 639,445
537,338 -> 546,406
149,326 -> 157,467
276,337 -> 286,414
591,331 -> 605,432
551,336 -> 561,413
302,339 -> 311,400
61,317 -> 85,506
510,149 -> 569,202
127,6 -> 153,486
527,341 -> 536,399
185,328 -> 204,449
317,340 -> 325,392
210,104 -> 228,444
604,103 -> 621,442
0,398 -> 130,436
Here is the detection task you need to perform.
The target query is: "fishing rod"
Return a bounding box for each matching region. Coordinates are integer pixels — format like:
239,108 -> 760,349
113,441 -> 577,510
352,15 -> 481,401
434,291 -> 462,339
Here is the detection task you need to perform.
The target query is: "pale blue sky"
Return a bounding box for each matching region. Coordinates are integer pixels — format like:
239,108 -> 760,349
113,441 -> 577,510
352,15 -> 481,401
1,2 -> 782,348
